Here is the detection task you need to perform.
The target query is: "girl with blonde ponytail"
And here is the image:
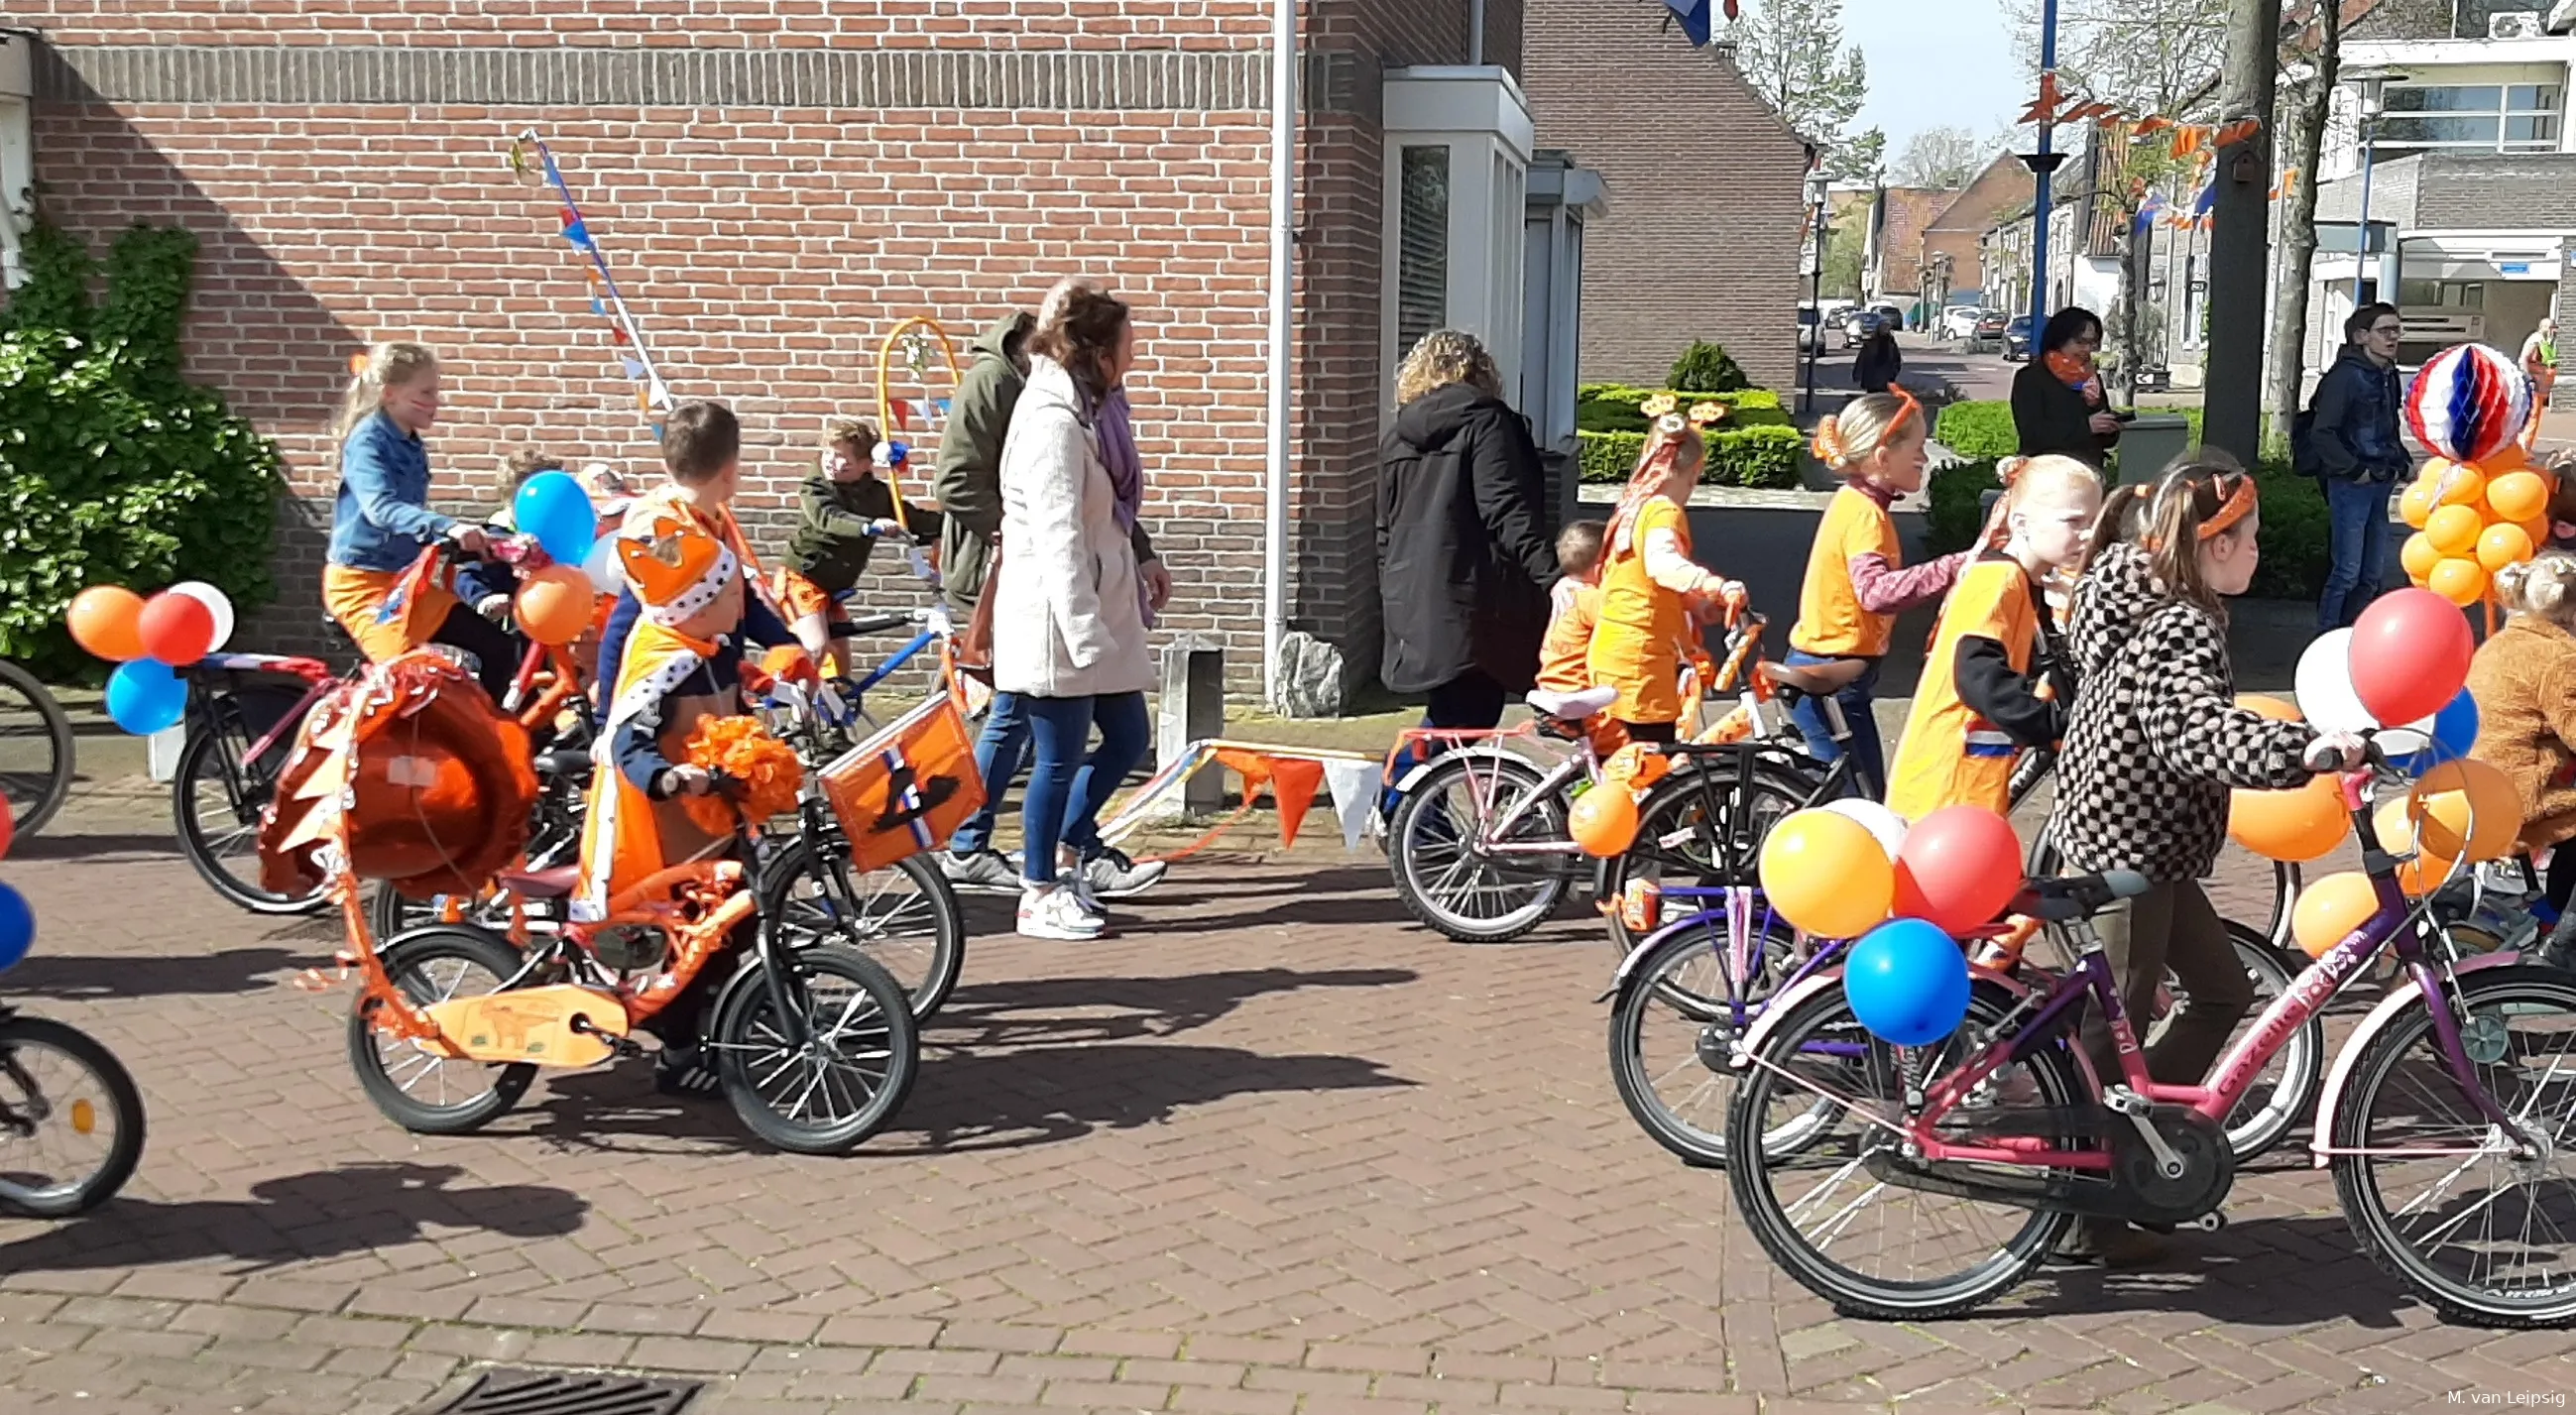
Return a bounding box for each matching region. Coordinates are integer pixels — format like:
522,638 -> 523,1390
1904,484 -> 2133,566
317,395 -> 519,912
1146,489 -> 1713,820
1583,411 -> 1746,743
2464,549 -> 2576,970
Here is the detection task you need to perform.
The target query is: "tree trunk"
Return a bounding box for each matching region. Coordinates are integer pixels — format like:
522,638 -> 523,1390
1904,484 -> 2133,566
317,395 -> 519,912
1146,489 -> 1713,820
2267,13 -> 2341,445
2202,0 -> 2283,464
2118,218 -> 2152,404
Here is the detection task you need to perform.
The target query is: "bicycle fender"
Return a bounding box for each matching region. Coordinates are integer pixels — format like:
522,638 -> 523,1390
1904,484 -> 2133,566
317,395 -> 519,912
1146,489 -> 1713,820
1724,961 -> 2035,1070
1601,901 -> 1768,1000
1389,745 -> 1530,798
2305,950 -> 2524,1168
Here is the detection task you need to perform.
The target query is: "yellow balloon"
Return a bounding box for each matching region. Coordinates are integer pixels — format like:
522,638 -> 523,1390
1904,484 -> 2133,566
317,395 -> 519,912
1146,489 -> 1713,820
2432,461 -> 2489,508
2425,504 -> 2485,556
2429,557 -> 2489,607
1757,809 -> 1896,938
2411,758 -> 2521,863
2478,521 -> 2535,572
2400,531 -> 2444,585
2399,479 -> 2439,531
2292,871 -> 2383,960
2487,469 -> 2551,525
2227,773 -> 2351,864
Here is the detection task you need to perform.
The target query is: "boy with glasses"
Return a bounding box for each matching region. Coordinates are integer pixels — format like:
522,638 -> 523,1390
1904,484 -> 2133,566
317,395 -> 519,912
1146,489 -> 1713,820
2307,302 -> 2409,630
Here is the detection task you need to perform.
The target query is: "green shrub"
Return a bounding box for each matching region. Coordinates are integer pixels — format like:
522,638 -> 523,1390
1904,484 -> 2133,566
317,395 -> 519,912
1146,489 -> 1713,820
1577,426 -> 1803,491
1667,340 -> 1750,394
0,223 -> 285,681
1921,455 -> 2328,602
1924,458 -> 2003,555
1933,401 -> 2020,460
1575,385 -> 1791,433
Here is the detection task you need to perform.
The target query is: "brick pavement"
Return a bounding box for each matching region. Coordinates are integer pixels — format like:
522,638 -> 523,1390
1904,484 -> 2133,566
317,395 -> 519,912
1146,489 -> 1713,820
0,791 -> 2570,1415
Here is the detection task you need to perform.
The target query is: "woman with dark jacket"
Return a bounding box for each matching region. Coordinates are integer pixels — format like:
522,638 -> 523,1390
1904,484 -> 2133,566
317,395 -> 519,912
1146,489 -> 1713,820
1853,328 -> 1903,394
2012,307 -> 2123,469
1376,329 -> 1559,800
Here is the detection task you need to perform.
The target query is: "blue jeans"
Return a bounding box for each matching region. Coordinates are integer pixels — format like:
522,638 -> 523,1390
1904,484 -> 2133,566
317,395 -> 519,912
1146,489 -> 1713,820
2319,476 -> 2395,631
950,691 -> 1032,856
1014,690 -> 1151,884
1783,649 -> 1885,800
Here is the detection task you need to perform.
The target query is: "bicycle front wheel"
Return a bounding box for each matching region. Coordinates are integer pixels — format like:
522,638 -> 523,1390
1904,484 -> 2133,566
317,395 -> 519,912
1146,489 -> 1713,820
1609,905 -> 1827,1168
0,1014 -> 145,1217
711,943 -> 919,1155
758,840 -> 965,1022
0,661 -> 74,839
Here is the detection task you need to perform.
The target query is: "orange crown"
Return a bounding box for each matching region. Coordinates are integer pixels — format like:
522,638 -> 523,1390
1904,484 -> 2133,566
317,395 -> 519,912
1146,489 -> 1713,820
616,513 -> 736,616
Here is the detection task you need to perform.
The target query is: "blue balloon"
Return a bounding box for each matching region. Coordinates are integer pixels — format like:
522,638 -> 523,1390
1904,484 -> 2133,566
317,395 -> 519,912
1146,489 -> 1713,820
2393,689 -> 2481,775
513,470 -> 599,566
1844,918 -> 1972,1047
0,884 -> 31,972
105,659 -> 186,736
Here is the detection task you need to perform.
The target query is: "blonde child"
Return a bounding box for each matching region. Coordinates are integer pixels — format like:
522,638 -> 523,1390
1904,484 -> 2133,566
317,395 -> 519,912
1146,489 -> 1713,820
777,416 -> 944,675
320,341 -> 521,701
1535,520 -> 1609,695
2465,552 -> 2576,970
1585,416 -> 1745,744
2050,459 -> 2362,1263
1786,390 -> 1960,797
1885,455 -> 2100,822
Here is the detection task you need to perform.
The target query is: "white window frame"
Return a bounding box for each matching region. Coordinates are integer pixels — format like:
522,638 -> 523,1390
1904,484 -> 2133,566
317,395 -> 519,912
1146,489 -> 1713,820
2375,77 -> 2565,157
1379,66 -> 1535,421
1,36 -> 33,292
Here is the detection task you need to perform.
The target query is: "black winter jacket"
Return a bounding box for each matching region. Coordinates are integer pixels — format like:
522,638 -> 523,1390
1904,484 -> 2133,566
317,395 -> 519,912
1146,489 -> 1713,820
1375,383 -> 1558,696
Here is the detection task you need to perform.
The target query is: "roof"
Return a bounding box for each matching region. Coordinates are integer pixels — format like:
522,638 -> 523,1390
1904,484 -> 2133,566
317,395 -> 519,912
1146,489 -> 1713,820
1926,154 -> 2038,233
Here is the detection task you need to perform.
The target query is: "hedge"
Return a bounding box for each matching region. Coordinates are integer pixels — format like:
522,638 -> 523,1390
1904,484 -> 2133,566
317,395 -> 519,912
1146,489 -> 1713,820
1933,398 -> 2213,478
1576,385 -> 1793,433
1578,426 -> 1804,490
1924,455 -> 2328,602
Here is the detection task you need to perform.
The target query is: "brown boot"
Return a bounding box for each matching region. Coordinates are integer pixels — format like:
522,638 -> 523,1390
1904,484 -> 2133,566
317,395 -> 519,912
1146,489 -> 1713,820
2058,1219 -> 2169,1268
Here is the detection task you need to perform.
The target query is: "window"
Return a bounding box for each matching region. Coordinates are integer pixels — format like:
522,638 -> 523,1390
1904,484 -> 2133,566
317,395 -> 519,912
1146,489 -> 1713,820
2378,82 -> 2562,154
1395,146 -> 1450,361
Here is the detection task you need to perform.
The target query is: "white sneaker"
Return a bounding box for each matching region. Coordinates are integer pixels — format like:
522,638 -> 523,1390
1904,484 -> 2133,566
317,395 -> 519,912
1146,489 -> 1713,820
1016,883 -> 1106,941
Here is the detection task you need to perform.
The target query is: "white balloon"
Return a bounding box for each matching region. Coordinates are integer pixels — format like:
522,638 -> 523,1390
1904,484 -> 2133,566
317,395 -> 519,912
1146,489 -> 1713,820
2293,628 -> 2379,734
168,580 -> 235,653
1820,796 -> 1908,860
582,534 -> 626,597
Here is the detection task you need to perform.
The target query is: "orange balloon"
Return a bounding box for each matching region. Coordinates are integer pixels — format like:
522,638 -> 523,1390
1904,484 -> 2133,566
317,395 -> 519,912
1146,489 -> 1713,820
66,585 -> 148,662
513,564 -> 596,648
2430,461 -> 2489,508
1569,783 -> 1641,858
2410,758 -> 2520,863
2292,871 -> 2383,960
2487,470 -> 2551,525
2228,772 -> 2350,864
1757,809 -> 1897,938
2425,504 -> 2484,556
2483,445 -> 2531,476
2399,480 -> 2439,531
2429,557 -> 2489,607
2400,531 -> 2443,585
2236,694 -> 2301,723
2478,521 -> 2535,572
2519,516 -> 2555,550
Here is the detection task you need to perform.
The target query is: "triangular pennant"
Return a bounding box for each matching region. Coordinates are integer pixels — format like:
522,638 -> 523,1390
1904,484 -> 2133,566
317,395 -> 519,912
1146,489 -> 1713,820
1321,761 -> 1379,851
1269,759 -> 1326,851
887,398 -> 912,431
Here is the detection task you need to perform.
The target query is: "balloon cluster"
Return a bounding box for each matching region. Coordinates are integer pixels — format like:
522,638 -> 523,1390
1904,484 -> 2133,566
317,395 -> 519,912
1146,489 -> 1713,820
512,470 -> 614,647
2396,344 -> 2550,608
67,581 -> 238,736
1756,801 -> 2024,1046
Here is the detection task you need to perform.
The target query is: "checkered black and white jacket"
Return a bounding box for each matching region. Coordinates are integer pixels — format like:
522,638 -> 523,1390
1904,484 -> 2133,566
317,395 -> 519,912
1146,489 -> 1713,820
2051,543 -> 2317,882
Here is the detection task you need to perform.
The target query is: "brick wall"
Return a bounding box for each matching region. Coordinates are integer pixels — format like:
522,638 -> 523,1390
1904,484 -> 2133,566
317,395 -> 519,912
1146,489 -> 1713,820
1923,155 -> 2035,297
13,2 -> 1512,702
1522,0 -> 1808,393
1867,187 -> 1950,304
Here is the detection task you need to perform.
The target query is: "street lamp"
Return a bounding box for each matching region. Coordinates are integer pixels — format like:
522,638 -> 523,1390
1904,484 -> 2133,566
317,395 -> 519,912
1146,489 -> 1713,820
1802,167 -> 1827,415
2347,66 -> 2410,304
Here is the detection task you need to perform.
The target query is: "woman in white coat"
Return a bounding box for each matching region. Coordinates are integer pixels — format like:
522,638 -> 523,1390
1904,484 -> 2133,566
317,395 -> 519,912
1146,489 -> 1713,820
989,281 -> 1161,939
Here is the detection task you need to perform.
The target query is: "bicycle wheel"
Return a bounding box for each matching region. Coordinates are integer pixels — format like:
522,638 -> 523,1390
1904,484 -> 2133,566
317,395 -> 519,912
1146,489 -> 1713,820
1728,982 -> 2084,1320
710,942 -> 918,1155
173,693 -> 327,915
758,839 -> 965,1022
2144,923 -> 2322,1164
1600,755 -> 1819,953
1608,904 -> 1832,1168
2332,967 -> 2576,1327
0,660 -> 74,839
346,927 -> 538,1135
0,1014 -> 146,1217
1386,753 -> 1574,943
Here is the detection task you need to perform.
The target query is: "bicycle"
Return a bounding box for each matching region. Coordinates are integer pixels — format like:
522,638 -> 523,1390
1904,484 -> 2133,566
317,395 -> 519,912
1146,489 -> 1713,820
0,660 -> 74,840
0,989 -> 146,1217
1723,739 -> 2576,1327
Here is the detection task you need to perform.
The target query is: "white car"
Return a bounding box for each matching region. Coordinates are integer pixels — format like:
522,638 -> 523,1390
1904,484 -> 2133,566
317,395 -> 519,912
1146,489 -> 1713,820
1939,306 -> 1987,340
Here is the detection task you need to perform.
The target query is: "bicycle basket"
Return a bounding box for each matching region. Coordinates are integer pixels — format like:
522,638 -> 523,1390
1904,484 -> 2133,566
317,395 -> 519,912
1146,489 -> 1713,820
818,692 -> 987,872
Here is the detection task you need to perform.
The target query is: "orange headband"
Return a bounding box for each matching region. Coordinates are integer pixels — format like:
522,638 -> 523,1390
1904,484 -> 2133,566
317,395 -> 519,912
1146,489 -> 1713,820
2196,475 -> 2258,540
1809,388 -> 1922,465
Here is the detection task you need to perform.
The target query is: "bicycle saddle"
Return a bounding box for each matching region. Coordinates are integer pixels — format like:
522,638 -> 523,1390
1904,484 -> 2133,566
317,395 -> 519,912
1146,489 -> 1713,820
1758,658 -> 1870,697
2011,870 -> 2152,922
495,864 -> 579,899
1526,685 -> 1618,722
534,749 -> 594,780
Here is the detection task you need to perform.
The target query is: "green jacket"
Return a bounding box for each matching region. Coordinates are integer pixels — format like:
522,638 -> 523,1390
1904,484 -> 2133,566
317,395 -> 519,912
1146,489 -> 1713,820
787,469 -> 942,597
933,310 -> 1154,620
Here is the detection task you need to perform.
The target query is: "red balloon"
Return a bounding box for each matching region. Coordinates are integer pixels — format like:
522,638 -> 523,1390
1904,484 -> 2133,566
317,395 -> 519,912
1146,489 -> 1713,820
2348,588 -> 2474,728
1893,805 -> 2026,936
136,590 -> 216,667
0,794 -> 13,861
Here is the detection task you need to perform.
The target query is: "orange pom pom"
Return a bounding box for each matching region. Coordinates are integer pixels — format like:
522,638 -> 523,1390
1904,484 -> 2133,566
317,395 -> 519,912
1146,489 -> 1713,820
678,715 -> 803,834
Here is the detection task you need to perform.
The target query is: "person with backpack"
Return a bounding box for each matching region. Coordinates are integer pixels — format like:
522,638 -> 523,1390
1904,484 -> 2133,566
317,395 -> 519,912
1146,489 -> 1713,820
2298,302 -> 2409,631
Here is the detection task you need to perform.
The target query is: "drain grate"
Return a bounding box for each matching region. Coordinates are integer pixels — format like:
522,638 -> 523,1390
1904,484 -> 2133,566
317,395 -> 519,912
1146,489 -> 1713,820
416,1368 -> 703,1415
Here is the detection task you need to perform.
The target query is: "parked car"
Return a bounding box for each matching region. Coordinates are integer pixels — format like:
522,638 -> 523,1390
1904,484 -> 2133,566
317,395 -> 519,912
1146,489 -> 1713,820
1839,308 -> 1881,350
1798,304 -> 1824,354
1939,306 -> 1987,341
1869,302 -> 1907,333
2003,315 -> 2034,361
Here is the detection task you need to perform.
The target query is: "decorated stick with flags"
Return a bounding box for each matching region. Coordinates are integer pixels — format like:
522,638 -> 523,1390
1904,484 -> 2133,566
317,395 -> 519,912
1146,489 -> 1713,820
507,130 -> 676,440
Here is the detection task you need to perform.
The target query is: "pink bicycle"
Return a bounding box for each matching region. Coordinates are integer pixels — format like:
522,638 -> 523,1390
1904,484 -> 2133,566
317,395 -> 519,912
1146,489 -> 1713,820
1723,742 -> 2576,1327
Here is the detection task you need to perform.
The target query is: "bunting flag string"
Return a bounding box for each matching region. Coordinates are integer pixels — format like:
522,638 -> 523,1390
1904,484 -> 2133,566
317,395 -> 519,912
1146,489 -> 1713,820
1095,739 -> 1386,859
507,130 -> 676,440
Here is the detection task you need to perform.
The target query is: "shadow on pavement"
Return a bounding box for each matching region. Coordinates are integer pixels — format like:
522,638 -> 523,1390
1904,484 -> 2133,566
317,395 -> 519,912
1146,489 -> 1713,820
1,947 -> 310,999
1117,866 -> 1483,935
4,833 -> 183,863
0,1163 -> 588,1274
926,966 -> 1419,1047
879,1042 -> 1416,1155
2020,1214 -> 2416,1328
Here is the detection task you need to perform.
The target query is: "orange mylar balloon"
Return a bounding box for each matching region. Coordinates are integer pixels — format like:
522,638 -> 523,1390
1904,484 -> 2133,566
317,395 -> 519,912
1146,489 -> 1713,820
66,585 -> 148,662
2477,521 -> 2535,573
2519,516 -> 2555,550
2429,557 -> 2489,607
2487,469 -> 2551,525
2399,479 -> 2439,531
2400,531 -> 2443,586
2425,504 -> 2484,556
2291,871 -> 2381,960
2482,444 -> 2531,476
513,564 -> 596,648
1569,783 -> 1641,858
1757,808 -> 1896,938
2236,694 -> 2302,723
2228,772 -> 2350,864
2430,460 -> 2488,508
2410,758 -> 2520,863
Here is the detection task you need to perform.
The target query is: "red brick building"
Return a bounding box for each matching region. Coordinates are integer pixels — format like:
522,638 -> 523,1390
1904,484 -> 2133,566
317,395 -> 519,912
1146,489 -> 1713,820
1922,155 -> 2037,310
1522,0 -> 1811,392
6,3 -> 1547,709
1863,186 -> 1952,312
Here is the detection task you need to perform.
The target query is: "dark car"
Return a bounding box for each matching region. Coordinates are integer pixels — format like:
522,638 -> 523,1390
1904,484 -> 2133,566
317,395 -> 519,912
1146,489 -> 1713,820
2003,315 -> 2034,362
1840,308 -> 1882,350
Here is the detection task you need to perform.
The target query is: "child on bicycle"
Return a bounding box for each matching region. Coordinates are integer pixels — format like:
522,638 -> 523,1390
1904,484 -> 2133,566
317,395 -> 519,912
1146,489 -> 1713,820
321,341 -> 523,702
1535,520 -> 1608,695
2465,551 -> 2576,971
776,417 -> 945,677
1884,455 -> 2098,823
2051,459 -> 2362,1264
1785,390 -> 1966,797
1585,413 -> 1745,745
458,448 -> 566,623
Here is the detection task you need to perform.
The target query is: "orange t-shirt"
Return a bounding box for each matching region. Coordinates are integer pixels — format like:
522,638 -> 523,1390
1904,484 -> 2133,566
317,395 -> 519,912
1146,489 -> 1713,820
1586,497 -> 1698,725
1792,484 -> 1902,658
1536,578 -> 1601,693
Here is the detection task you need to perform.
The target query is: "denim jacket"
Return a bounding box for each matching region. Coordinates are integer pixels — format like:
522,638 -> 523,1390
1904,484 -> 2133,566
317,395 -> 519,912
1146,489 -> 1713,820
326,412 -> 457,571
2310,348 -> 2407,483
